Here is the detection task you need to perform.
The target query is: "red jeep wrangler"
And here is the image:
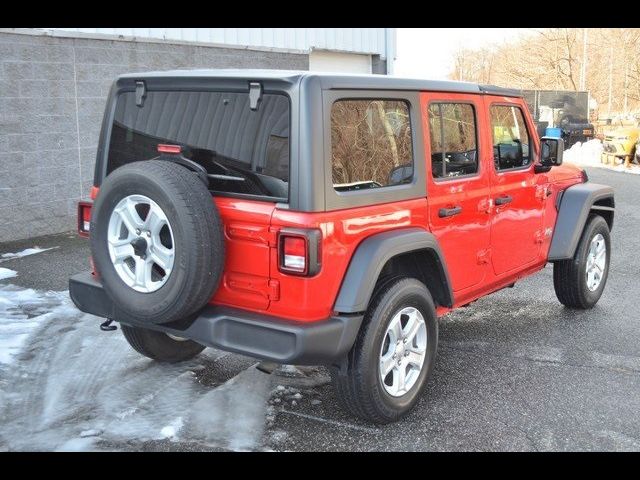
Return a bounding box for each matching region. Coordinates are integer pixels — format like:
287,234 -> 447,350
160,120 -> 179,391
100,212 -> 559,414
69,70 -> 614,424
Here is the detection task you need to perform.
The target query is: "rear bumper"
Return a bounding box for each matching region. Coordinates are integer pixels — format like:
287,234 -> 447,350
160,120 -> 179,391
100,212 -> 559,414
69,272 -> 362,365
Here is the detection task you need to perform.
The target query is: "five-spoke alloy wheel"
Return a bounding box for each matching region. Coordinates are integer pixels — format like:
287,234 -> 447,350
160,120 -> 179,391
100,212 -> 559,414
379,307 -> 427,397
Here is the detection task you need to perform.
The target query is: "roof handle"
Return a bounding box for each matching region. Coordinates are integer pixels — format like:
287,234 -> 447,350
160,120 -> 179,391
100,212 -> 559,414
249,82 -> 262,111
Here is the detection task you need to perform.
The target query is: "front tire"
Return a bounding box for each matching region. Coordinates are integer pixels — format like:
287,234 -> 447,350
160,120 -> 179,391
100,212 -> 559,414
553,215 -> 611,309
121,324 -> 205,363
330,278 -> 438,424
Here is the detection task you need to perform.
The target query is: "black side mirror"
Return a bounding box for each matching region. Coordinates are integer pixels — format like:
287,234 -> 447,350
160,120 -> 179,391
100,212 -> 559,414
388,164 -> 413,185
536,136 -> 564,173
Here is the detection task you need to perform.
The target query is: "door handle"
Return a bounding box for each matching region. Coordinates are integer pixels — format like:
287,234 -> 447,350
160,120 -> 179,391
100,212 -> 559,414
438,206 -> 462,218
494,195 -> 513,206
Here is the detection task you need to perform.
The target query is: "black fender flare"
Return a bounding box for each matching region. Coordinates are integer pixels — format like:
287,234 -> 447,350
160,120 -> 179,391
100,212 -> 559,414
548,182 -> 614,261
333,228 -> 454,313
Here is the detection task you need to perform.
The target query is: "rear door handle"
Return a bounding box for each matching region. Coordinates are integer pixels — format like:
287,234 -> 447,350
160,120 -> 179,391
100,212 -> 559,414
494,195 -> 513,206
438,206 -> 462,218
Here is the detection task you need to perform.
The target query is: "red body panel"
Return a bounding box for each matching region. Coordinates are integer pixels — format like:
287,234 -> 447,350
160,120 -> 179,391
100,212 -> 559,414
209,197 -> 276,312
87,92 -> 585,324
420,92 -> 492,296
208,92 -> 582,322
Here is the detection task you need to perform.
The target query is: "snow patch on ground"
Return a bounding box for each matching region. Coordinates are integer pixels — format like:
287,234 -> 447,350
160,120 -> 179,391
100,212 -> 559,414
0,283 -> 272,451
564,140 -> 640,175
159,417 -> 183,440
187,367 -> 271,451
0,285 -> 62,365
0,268 -> 17,280
1,247 -> 57,260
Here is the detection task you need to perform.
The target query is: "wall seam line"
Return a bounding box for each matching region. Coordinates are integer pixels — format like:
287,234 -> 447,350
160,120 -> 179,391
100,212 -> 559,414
71,39 -> 83,199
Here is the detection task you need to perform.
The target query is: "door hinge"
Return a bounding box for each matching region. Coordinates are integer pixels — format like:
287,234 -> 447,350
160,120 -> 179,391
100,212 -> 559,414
477,198 -> 493,214
535,185 -> 550,201
477,248 -> 491,265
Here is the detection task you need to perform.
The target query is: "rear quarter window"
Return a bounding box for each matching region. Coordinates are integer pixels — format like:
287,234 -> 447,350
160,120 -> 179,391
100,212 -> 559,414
330,99 -> 413,192
107,90 -> 290,201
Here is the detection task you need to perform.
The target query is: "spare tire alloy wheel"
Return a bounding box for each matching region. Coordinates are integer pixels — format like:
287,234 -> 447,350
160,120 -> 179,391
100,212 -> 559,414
108,194 -> 175,293
91,160 -> 224,326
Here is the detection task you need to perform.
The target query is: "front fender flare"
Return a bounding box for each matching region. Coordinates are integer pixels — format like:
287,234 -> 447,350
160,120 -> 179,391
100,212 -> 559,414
548,182 -> 614,261
333,228 -> 453,313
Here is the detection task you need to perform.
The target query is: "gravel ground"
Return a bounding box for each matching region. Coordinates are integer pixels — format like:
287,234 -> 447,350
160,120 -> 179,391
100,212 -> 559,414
0,166 -> 638,451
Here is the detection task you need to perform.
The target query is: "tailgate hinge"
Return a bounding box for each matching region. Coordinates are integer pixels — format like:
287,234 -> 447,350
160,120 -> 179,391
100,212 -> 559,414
267,227 -> 279,247
268,279 -> 280,301
249,82 -> 263,111
135,80 -> 147,107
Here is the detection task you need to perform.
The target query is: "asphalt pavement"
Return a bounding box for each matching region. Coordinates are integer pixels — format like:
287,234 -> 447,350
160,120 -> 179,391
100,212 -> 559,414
0,165 -> 638,451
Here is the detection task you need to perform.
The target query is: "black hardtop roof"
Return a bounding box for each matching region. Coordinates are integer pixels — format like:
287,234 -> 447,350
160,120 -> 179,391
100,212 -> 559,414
118,69 -> 522,97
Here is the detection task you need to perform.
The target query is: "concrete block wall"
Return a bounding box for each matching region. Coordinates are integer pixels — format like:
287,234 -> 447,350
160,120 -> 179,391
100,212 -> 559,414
0,31 -> 308,242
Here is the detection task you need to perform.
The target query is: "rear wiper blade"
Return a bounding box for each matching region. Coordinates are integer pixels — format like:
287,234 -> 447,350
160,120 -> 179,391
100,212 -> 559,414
208,173 -> 245,182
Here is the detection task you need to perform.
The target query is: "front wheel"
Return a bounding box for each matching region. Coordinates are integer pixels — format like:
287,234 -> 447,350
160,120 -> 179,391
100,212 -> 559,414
330,277 -> 438,424
553,215 -> 611,309
121,324 -> 205,362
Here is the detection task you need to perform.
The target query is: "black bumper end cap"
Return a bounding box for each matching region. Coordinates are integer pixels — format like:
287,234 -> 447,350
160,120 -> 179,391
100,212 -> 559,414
69,272 -> 115,319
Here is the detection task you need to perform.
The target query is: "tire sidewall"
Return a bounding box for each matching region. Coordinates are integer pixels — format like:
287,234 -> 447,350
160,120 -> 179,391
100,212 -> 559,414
361,279 -> 438,418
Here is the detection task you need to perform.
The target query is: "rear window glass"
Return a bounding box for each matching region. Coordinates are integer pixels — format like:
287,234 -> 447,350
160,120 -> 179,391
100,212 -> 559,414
107,90 -> 290,201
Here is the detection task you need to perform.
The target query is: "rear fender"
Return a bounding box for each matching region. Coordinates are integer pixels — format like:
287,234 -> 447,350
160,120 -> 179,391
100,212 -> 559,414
333,228 -> 453,313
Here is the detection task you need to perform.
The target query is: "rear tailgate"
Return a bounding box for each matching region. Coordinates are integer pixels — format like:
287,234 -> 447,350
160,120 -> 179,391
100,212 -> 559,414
211,197 -> 276,311
99,81 -> 292,313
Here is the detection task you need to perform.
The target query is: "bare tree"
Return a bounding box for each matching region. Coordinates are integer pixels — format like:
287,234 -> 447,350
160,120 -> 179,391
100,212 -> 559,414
447,28 -> 640,116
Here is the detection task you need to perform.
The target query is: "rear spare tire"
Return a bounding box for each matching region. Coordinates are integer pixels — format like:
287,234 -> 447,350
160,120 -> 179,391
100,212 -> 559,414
90,160 -> 224,325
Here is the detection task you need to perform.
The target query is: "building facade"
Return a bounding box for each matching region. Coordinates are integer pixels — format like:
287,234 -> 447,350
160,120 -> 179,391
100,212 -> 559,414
0,28 -> 396,242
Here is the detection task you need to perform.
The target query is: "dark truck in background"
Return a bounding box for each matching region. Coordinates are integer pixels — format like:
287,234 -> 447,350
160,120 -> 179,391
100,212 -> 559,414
522,89 -> 595,148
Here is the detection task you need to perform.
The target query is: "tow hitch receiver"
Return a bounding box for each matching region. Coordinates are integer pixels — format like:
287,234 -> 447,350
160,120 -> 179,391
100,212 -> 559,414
100,319 -> 117,331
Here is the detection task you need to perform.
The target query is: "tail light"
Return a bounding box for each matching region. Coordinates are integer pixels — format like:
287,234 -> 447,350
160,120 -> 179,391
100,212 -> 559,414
277,228 -> 322,276
77,201 -> 92,237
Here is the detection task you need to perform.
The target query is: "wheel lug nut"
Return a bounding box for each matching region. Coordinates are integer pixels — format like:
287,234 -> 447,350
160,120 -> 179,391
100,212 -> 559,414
405,351 -> 409,357
146,231 -> 151,237
392,353 -> 396,359
403,338 -> 407,344
136,229 -> 141,235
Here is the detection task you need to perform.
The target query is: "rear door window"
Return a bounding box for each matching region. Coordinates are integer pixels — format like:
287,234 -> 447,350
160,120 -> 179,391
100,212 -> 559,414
108,90 -> 290,201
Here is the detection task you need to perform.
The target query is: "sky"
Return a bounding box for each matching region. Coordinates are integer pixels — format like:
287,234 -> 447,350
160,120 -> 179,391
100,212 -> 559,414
393,28 -> 534,80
